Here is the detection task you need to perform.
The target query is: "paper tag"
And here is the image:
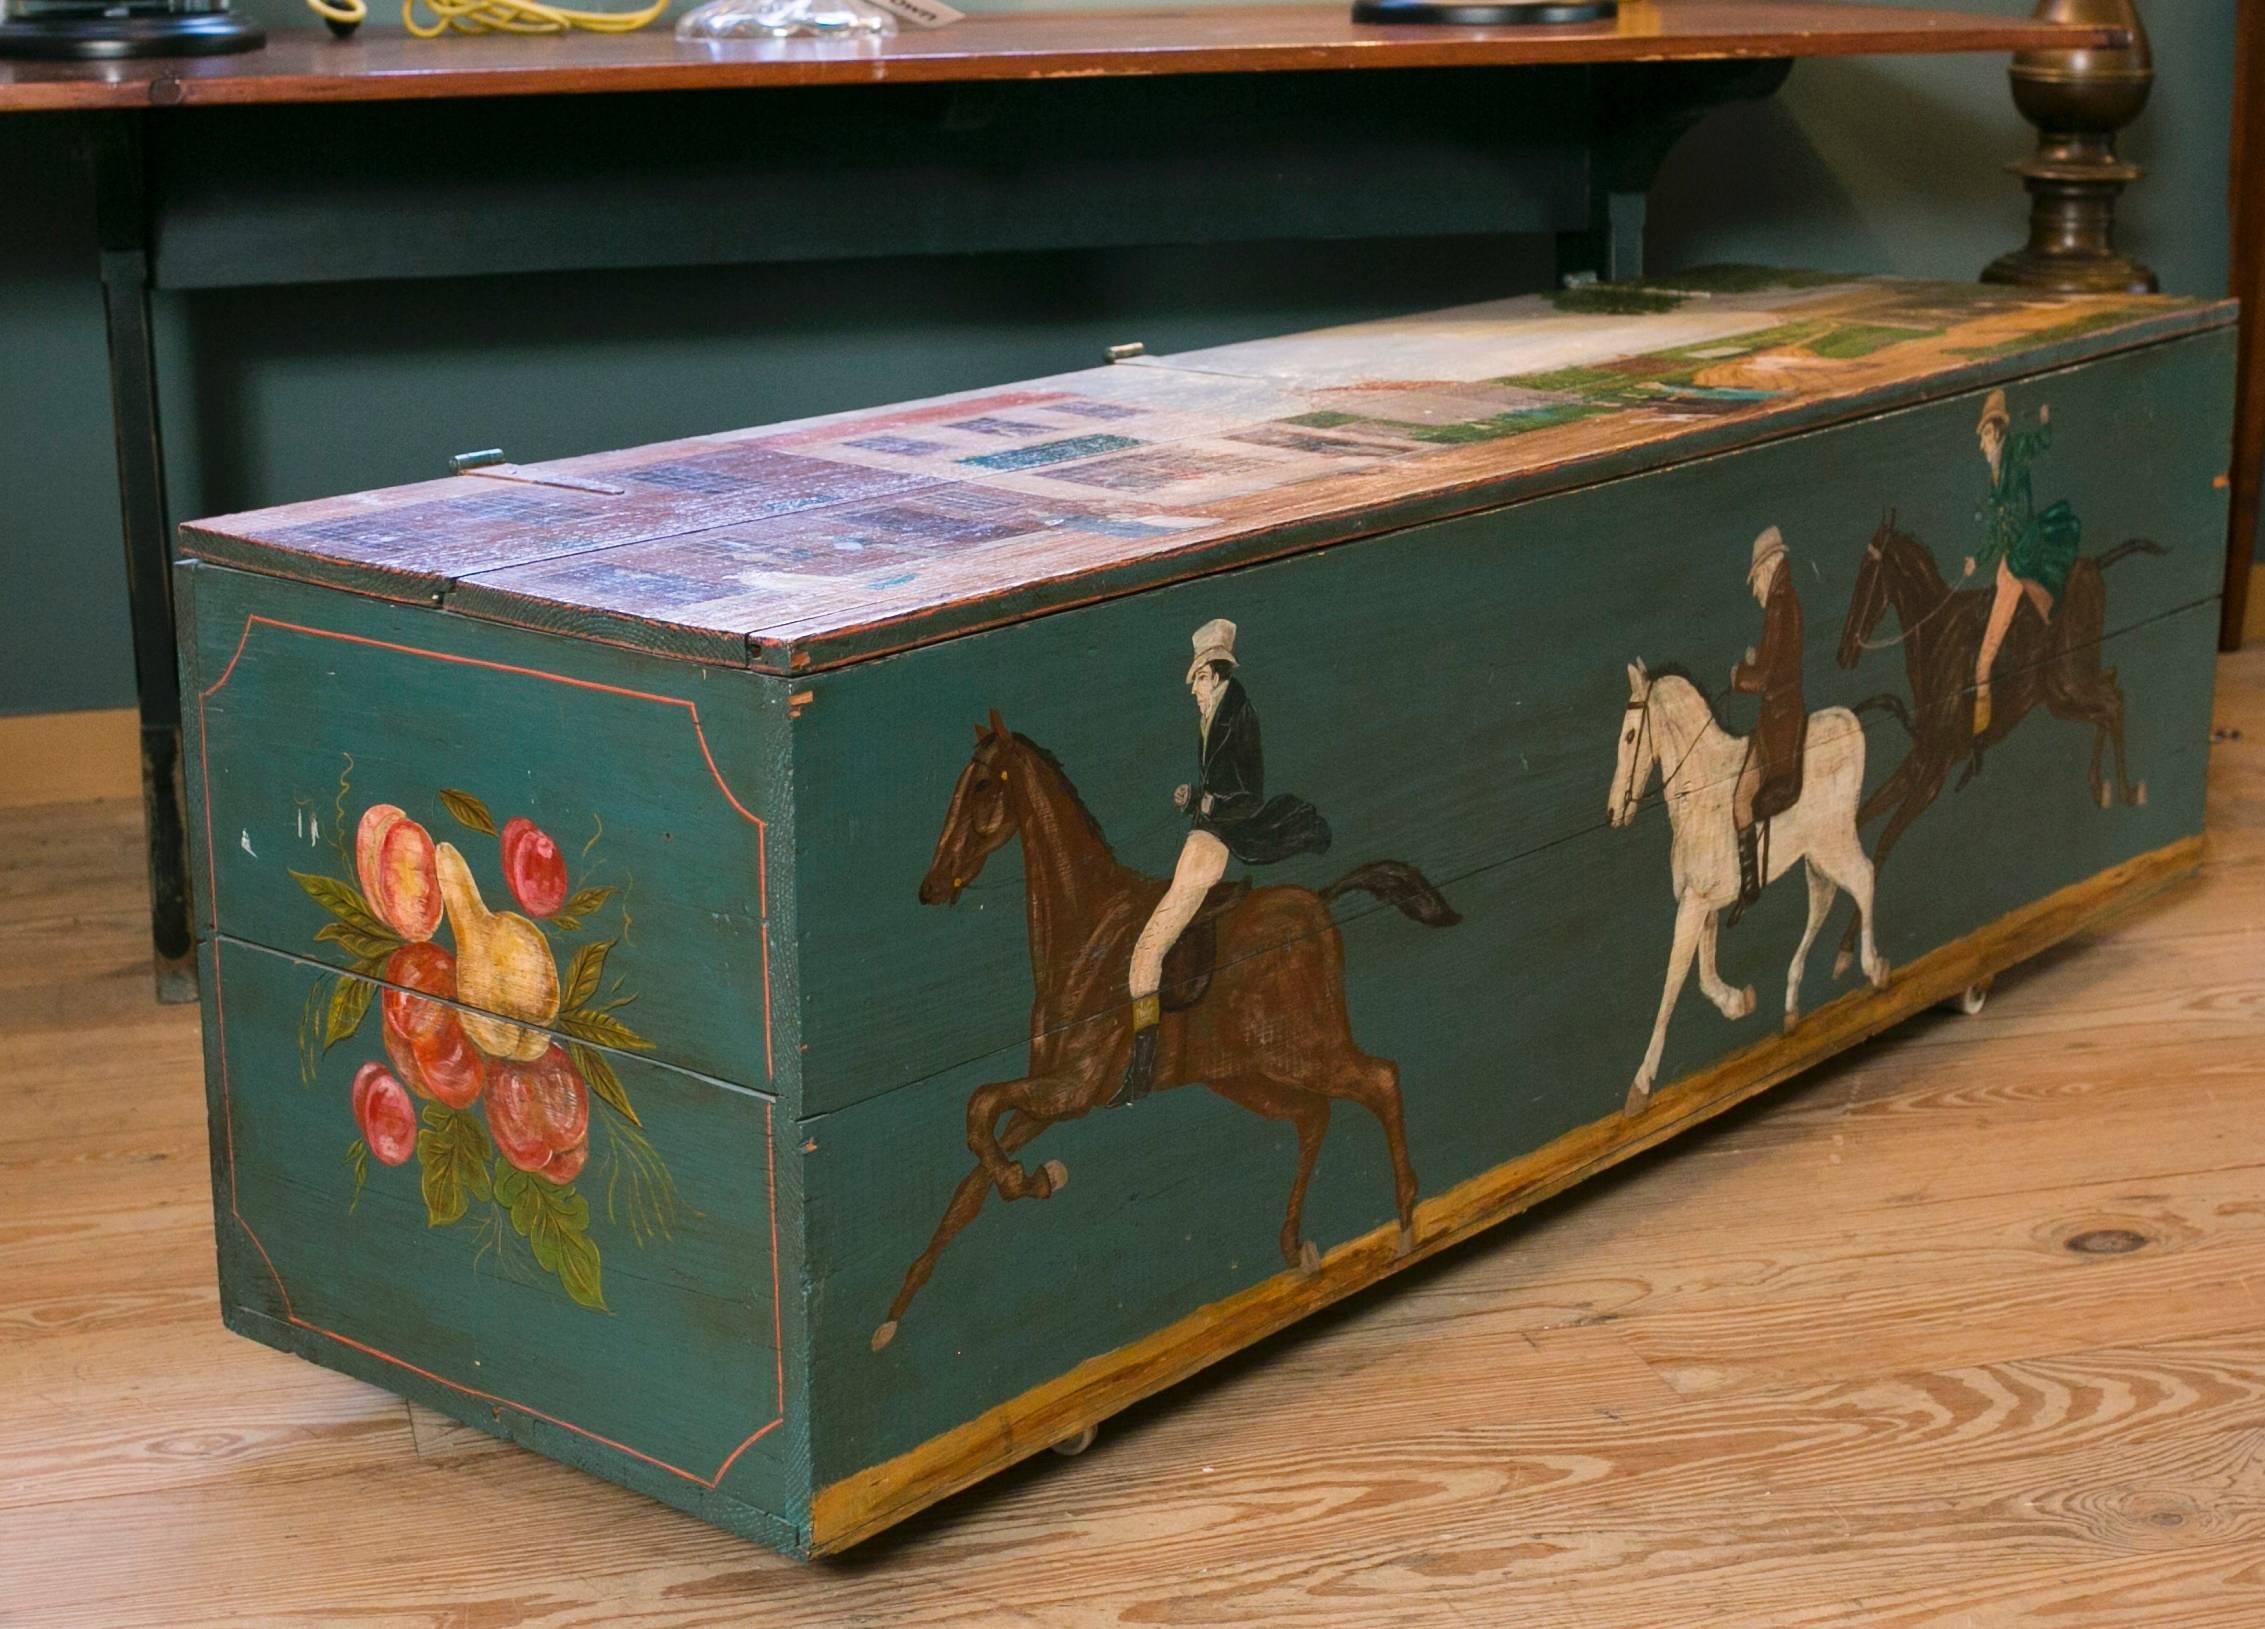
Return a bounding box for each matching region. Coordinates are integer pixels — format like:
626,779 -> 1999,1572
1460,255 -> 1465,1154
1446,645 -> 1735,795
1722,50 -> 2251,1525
866,0 -> 962,26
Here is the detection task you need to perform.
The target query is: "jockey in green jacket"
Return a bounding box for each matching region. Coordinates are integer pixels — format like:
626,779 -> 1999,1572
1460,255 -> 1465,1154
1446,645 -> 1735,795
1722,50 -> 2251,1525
1967,389 -> 2081,735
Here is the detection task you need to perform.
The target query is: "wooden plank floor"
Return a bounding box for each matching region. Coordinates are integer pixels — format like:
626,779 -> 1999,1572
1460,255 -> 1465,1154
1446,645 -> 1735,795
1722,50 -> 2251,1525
5,653 -> 2263,1628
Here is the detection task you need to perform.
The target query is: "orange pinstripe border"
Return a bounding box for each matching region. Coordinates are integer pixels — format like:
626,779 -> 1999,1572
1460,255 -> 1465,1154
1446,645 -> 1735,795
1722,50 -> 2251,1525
198,612 -> 786,1490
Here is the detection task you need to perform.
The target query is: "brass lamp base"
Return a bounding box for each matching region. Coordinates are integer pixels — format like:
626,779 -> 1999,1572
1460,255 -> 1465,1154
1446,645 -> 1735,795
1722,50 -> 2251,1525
1981,0 -> 2156,295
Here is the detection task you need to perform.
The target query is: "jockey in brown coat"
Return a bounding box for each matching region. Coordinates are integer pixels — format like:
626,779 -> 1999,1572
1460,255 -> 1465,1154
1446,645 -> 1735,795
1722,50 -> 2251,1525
1729,526 -> 1805,925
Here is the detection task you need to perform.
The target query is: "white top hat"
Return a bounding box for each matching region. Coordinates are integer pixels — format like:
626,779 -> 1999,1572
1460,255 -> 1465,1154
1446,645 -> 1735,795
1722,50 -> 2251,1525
1747,525 -> 1786,590
1187,617 -> 1238,683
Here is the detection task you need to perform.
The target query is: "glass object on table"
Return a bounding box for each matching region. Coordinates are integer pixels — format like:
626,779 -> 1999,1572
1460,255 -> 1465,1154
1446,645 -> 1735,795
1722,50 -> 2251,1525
676,0 -> 893,39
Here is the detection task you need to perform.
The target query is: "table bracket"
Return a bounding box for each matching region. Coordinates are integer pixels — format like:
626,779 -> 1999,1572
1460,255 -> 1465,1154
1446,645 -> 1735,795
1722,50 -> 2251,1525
1556,56 -> 1794,287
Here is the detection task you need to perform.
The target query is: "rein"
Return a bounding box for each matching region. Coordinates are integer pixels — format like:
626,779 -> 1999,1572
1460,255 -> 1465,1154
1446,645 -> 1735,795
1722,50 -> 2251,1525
1623,678 -> 1717,816
1852,545 -> 1970,651
949,739 -> 1183,894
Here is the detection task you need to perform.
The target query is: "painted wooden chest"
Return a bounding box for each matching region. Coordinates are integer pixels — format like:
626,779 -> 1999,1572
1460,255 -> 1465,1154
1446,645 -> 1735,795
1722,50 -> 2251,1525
176,269 -> 2234,1557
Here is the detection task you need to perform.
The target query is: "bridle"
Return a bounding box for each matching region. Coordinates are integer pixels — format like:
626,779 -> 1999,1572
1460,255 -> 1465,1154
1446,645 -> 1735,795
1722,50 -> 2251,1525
1619,675 -> 1715,821
1617,689 -> 1655,821
937,741 -> 1022,895
1851,536 -> 1965,651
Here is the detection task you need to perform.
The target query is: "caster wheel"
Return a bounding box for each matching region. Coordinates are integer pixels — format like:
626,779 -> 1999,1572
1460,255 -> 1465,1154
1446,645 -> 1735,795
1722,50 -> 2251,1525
1051,1425 -> 1097,1457
1943,979 -> 1991,1017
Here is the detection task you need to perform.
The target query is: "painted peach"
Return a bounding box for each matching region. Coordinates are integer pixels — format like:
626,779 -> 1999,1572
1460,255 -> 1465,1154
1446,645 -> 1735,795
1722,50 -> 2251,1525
433,842 -> 559,1063
351,1062 -> 418,1166
379,943 -> 486,1109
500,818 -> 569,918
355,804 -> 442,943
487,1043 -> 591,1185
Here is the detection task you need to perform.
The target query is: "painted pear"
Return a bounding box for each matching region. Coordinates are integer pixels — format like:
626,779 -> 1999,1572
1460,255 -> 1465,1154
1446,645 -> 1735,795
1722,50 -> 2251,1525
433,841 -> 559,1063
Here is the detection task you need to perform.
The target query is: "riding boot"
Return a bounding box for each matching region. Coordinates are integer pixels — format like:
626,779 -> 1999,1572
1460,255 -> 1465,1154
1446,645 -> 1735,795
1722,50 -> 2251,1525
1110,996 -> 1162,1108
1726,822 -> 1763,928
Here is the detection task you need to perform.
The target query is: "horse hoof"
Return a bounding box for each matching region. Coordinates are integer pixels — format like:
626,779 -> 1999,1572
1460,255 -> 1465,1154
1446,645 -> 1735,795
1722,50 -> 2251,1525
1041,1158 -> 1069,1197
1869,960 -> 1891,991
1298,1239 -> 1322,1275
1624,1080 -> 1652,1117
1738,984 -> 1757,1018
1783,1008 -> 1800,1035
871,1321 -> 898,1353
1396,1223 -> 1417,1259
2134,782 -> 2148,807
1832,949 -> 1854,980
1051,1425 -> 1098,1457
2097,783 -> 2113,809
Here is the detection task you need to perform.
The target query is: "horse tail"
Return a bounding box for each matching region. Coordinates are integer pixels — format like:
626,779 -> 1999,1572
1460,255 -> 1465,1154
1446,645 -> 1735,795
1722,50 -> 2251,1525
1851,692 -> 1914,738
2096,538 -> 2168,571
1319,861 -> 1462,927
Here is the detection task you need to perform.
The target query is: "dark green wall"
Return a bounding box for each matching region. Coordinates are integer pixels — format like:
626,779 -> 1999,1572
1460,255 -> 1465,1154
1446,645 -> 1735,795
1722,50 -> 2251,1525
0,0 -> 2235,717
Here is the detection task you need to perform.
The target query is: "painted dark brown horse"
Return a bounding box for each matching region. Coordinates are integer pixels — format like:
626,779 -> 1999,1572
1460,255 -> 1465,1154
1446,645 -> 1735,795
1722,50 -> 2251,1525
873,712 -> 1460,1351
1831,516 -> 2163,974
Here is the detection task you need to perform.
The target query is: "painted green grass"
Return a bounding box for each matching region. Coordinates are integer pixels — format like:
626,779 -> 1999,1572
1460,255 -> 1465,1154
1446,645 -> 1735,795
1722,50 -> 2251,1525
1805,323 -> 1942,360
1407,402 -> 1619,444
1496,364 -> 1632,395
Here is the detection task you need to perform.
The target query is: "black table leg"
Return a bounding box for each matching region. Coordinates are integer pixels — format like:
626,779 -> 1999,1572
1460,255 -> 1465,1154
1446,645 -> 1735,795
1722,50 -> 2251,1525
93,112 -> 197,1004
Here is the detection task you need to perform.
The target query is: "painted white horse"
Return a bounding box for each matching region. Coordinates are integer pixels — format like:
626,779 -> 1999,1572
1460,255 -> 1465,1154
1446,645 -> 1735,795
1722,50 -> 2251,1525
1607,661 -> 1889,1114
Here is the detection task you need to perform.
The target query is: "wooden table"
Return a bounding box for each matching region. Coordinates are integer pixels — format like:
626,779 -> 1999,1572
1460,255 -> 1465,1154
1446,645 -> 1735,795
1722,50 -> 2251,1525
0,1 -> 2120,998
2225,1 -> 2262,648
0,2 -> 2117,107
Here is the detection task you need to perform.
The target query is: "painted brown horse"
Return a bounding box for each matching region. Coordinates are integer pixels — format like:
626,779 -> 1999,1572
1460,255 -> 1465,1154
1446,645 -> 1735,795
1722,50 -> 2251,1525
1831,516 -> 2163,974
873,712 -> 1459,1351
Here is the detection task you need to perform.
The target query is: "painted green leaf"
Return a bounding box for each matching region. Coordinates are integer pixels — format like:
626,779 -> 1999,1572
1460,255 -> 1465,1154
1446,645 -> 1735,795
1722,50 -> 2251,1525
323,974 -> 376,1051
553,1228 -> 606,1312
561,940 -> 612,1014
567,1041 -> 640,1127
344,1138 -> 370,1213
553,886 -> 613,930
290,870 -> 394,939
439,788 -> 495,836
315,918 -> 404,962
558,1008 -> 654,1051
416,1104 -> 493,1228
493,1166 -> 606,1311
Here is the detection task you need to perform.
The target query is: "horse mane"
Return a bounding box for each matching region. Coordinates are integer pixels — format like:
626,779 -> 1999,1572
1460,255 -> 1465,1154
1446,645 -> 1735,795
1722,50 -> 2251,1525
1874,519 -> 1949,591
1009,732 -> 1119,863
1639,661 -> 1738,736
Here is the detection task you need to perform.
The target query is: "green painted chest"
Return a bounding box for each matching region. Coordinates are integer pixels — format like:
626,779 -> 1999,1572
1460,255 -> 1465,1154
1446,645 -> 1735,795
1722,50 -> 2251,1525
176,270 -> 2235,1556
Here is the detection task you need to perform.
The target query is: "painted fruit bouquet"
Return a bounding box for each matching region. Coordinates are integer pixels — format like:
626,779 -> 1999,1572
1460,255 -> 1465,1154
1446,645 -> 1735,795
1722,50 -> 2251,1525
294,770 -> 675,1311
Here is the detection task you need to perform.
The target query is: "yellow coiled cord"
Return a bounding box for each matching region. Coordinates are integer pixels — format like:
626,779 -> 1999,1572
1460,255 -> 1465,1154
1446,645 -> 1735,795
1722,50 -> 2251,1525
305,0 -> 668,36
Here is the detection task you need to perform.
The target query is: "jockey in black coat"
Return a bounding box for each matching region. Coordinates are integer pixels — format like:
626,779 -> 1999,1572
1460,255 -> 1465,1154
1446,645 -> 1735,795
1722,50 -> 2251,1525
1114,619 -> 1331,1108
1188,676 -> 1334,865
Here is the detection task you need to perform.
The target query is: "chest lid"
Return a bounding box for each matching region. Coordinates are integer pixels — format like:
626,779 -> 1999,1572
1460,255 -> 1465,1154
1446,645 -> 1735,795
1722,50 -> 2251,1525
179,269 -> 2230,675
